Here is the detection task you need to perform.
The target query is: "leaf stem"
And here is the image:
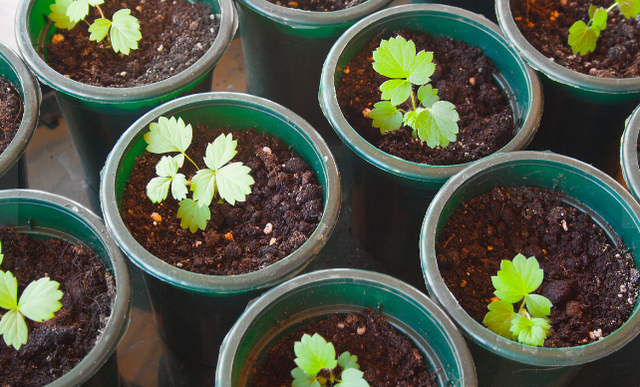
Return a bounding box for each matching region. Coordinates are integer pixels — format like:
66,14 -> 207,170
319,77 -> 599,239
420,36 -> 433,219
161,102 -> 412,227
183,152 -> 200,170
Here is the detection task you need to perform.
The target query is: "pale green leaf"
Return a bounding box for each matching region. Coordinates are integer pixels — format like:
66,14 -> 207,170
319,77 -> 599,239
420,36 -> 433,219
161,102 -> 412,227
176,199 -> 210,233
510,314 -> 550,347
0,240 -> 3,266
372,36 -> 415,79
65,0 -> 90,23
591,7 -> 608,31
294,333 -> 337,375
568,20 -> 599,55
337,351 -> 359,370
146,176 -> 172,203
291,367 -> 321,387
144,116 -> 193,155
417,84 -> 439,108
492,254 -> 543,304
408,50 -> 435,86
370,101 -> 402,134
216,163 -> 254,206
17,277 -> 63,322
0,309 -> 28,350
88,18 -> 111,43
588,4 -> 597,19
110,9 -> 142,55
414,101 -> 459,148
0,270 -> 18,311
203,133 -> 238,171
147,155 -> 188,202
525,294 -> 553,318
49,0 -> 78,30
379,79 -> 412,106
483,300 -> 517,340
403,110 -> 419,129
336,368 -> 369,387
617,0 -> 640,19
191,168 -> 216,208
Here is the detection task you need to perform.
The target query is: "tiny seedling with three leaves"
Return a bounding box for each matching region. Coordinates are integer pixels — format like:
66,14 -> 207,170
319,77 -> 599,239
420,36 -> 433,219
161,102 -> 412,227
0,240 -> 64,350
482,253 -> 553,347
568,0 -> 640,55
369,36 -> 460,149
49,0 -> 142,55
292,333 -> 370,387
144,116 -> 255,233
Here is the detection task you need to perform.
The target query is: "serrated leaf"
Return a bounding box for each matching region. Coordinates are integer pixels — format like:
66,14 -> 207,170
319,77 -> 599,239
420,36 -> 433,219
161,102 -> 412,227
372,36 -> 415,79
617,0 -> 640,18
176,199 -> 210,233
568,20 -> 599,55
408,50 -> 435,85
88,18 -> 111,43
492,254 -> 543,304
147,176 -> 172,203
592,7 -> 608,31
417,84 -> 439,108
292,367 -> 321,387
49,0 -> 78,30
147,156 -> 188,202
370,101 -> 402,134
0,309 -> 28,350
379,79 -> 411,106
403,110 -> 419,129
17,277 -> 63,322
191,169 -> 216,208
216,163 -> 254,206
525,293 -> 553,318
294,333 -> 337,375
483,300 -> 517,340
0,270 -> 18,311
337,351 -> 359,370
144,116 -> 193,155
65,0 -> 90,23
203,133 -> 238,171
109,9 -> 141,55
414,101 -> 459,148
510,314 -> 550,347
336,368 -> 369,387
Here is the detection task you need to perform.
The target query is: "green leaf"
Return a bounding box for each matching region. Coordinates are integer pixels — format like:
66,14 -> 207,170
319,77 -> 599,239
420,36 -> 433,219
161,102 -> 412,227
109,9 -> 142,55
510,314 -> 550,347
49,0 -> 78,30
147,156 -> 188,203
337,351 -> 359,370
568,20 -> 599,55
17,277 -> 63,322
176,199 -> 210,233
403,110 -> 419,129
216,163 -> 254,206
203,133 -> 238,171
294,333 -> 337,375
191,168 -> 216,208
483,300 -> 517,340
292,367 -> 321,387
0,270 -> 18,311
88,18 -> 111,43
336,368 -> 369,387
525,293 -> 553,318
492,254 -> 543,304
0,309 -> 28,350
417,84 -> 439,108
144,116 -> 193,155
617,0 -> 640,19
65,0 -> 91,23
0,240 -> 3,266
408,50 -> 435,86
588,4 -> 597,19
372,36 -> 416,79
379,79 -> 411,106
414,101 -> 459,148
370,101 -> 402,134
591,7 -> 608,31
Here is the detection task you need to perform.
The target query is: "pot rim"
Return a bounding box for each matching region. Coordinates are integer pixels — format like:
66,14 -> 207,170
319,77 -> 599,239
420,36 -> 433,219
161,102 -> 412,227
621,104 -> 640,202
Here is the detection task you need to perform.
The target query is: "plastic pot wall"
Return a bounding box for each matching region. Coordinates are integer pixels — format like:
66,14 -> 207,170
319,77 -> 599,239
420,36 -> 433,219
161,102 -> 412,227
411,0 -> 496,21
421,151 -> 640,387
622,104 -> 640,204
0,189 -> 132,387
496,0 -> 640,177
100,92 -> 341,366
319,4 -> 541,280
15,0 -> 237,191
215,268 -> 477,386
0,41 -> 41,189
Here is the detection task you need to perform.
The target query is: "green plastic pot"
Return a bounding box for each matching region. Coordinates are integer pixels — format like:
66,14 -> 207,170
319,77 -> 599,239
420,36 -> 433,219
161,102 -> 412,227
411,0 -> 496,21
234,0 -> 395,143
215,268 -> 477,386
15,0 -> 237,191
421,151 -> 640,387
0,189 -> 132,387
496,0 -> 640,177
100,92 -> 341,366
319,4 -> 541,279
0,40 -> 41,189
622,104 -> 640,204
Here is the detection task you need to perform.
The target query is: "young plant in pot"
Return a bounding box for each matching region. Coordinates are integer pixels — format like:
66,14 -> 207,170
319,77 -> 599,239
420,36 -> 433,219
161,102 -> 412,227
100,92 -> 341,367
319,3 -> 542,287
215,268 -> 477,386
0,40 -> 41,190
15,0 -> 237,191
421,150 -> 640,387
0,189 -> 131,386
496,0 -> 640,177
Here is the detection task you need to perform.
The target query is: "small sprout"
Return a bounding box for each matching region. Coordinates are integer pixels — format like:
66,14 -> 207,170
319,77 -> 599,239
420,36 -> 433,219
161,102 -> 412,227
568,0 -> 640,55
482,253 -> 553,347
292,333 -> 370,387
0,241 -> 64,350
144,116 -> 255,233
49,0 -> 142,55
369,36 -> 460,149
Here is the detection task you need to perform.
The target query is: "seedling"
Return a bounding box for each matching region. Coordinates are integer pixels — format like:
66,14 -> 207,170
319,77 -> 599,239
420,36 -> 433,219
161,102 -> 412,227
144,116 -> 255,233
369,36 -> 460,149
292,333 -> 370,387
48,0 -> 142,55
0,240 -> 64,350
568,0 -> 640,55
482,253 -> 552,347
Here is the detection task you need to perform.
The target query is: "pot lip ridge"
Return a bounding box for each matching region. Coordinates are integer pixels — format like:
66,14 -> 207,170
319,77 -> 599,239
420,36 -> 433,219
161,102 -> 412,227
100,91 -> 341,294
15,0 -> 238,103
621,104 -> 640,202
319,3 -> 542,185
495,0 -> 640,94
0,189 -> 132,387
420,150 -> 640,367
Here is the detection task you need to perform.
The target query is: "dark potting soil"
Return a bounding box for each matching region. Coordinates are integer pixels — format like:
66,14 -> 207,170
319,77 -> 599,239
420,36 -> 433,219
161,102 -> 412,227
336,31 -> 516,165
513,0 -> 640,77
266,0 -> 368,11
45,0 -> 218,87
250,308 -> 438,386
122,127 -> 324,275
0,76 -> 23,155
0,226 -> 115,386
436,186 -> 639,347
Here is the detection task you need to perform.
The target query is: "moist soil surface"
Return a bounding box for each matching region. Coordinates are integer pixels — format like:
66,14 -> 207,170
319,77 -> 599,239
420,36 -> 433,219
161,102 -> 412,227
336,30 -> 516,165
46,0 -> 218,87
0,76 -> 23,155
266,0 -> 368,11
122,127 -> 323,275
250,308 -> 438,386
0,226 -> 115,386
436,186 -> 640,347
513,0 -> 640,77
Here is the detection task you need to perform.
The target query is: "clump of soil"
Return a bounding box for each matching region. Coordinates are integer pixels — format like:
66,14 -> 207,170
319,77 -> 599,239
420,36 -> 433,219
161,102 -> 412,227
251,308 -> 438,386
0,226 -> 115,386
266,0 -> 367,11
0,76 -> 22,154
336,30 -> 516,165
121,127 -> 324,275
513,0 -> 640,77
46,0 -> 218,87
436,186 -> 639,347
